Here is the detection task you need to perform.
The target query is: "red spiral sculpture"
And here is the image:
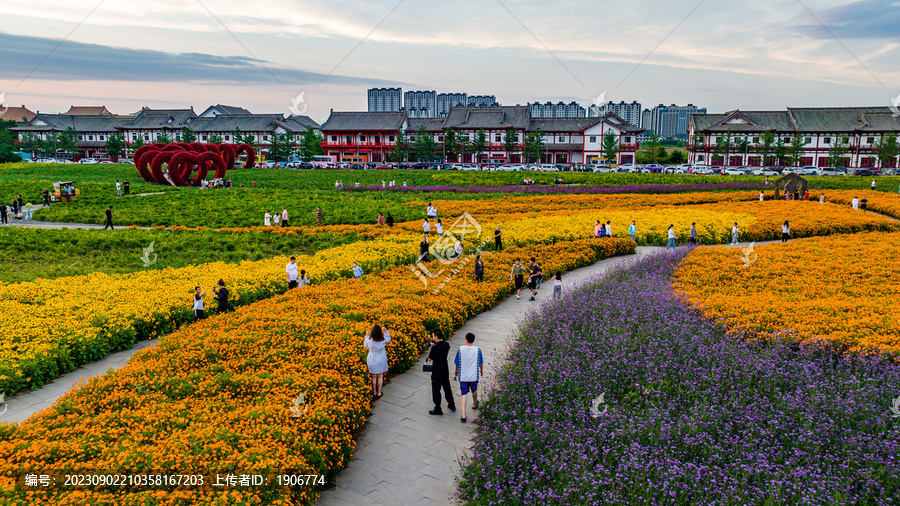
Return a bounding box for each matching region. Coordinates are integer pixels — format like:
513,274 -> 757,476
130,141 -> 253,186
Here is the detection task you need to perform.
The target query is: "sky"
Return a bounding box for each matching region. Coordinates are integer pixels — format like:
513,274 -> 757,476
1,0 -> 899,124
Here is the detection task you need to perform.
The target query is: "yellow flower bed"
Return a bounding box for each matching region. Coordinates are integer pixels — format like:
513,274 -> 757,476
810,189 -> 900,219
674,232 -> 900,355
0,234 -> 422,395
0,238 -> 635,505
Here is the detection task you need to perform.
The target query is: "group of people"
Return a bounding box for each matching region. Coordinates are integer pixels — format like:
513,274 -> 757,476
593,220 -> 639,242
114,179 -> 131,197
191,279 -> 231,320
375,212 -> 395,227
201,179 -> 233,189
850,196 -> 869,211
1,195 -> 33,224
509,257 -> 548,301
364,325 -> 484,422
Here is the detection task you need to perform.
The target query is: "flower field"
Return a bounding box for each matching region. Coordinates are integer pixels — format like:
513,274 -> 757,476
675,232 -> 900,355
0,238 -> 635,505
0,233 -> 422,395
458,251 -> 900,505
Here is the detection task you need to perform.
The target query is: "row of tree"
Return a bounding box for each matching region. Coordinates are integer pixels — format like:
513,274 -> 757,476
387,126 -> 621,164
692,131 -> 900,168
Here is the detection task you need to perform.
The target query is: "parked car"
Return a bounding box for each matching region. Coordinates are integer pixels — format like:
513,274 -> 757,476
819,166 -> 848,176
644,164 -> 663,173
854,169 -> 877,176
723,167 -> 746,175
118,158 -> 133,165
753,167 -> 780,176
535,164 -> 559,172
691,165 -> 713,174
709,166 -> 725,175
592,165 -> 613,173
78,158 -> 98,164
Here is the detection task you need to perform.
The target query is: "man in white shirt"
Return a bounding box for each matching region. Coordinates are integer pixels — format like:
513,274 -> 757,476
286,256 -> 299,288
454,332 -> 484,423
423,219 -> 431,234
115,180 -> 122,198
264,211 -> 272,227
426,203 -> 437,219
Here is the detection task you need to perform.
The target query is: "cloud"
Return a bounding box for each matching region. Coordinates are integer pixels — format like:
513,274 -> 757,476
0,32 -> 390,87
793,0 -> 900,40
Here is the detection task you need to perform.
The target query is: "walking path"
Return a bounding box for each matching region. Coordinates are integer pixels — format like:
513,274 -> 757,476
317,246 -> 656,506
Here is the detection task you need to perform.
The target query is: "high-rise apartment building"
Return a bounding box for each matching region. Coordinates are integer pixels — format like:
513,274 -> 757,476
529,101 -> 586,119
367,88 -> 402,112
590,101 -> 642,126
648,104 -> 707,139
467,95 -> 498,107
403,90 -> 437,118
436,93 -> 468,117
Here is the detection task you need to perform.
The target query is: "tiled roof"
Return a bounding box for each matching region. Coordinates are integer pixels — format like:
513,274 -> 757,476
188,114 -> 284,132
12,114 -> 130,132
64,106 -> 111,116
283,115 -> 321,130
444,106 -> 529,129
0,106 -> 36,123
408,118 -> 446,132
321,112 -> 407,131
526,118 -> 600,132
693,107 -> 900,133
127,108 -> 196,129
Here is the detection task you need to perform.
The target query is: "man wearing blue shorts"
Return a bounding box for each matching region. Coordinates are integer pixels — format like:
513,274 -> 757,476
454,332 -> 484,423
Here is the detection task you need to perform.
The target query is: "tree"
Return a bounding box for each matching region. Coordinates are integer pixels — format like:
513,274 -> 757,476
503,128 -> 518,161
130,137 -> 146,155
734,137 -> 750,165
181,127 -> 197,143
296,127 -> 323,161
757,131 -> 776,166
689,132 -> 705,163
523,129 -> 545,163
668,149 -> 686,164
105,133 -> 126,160
267,131 -> 294,163
41,132 -> 60,159
157,131 -> 173,144
644,132 -> 661,163
827,134 -> 851,167
601,130 -> 619,165
713,132 -> 733,166
413,125 -> 437,161
788,134 -> 804,167
57,127 -> 79,159
443,128 -> 461,162
471,129 -> 487,164
0,120 -> 22,163
390,130 -> 410,162
773,137 -> 788,166
208,134 -> 224,145
18,132 -> 43,157
872,134 -> 899,168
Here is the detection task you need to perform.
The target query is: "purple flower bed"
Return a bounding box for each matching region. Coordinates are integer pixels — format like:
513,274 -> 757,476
458,251 -> 900,505
345,182 -> 764,195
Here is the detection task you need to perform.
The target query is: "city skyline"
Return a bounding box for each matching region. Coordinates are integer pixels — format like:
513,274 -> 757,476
2,0 -> 899,124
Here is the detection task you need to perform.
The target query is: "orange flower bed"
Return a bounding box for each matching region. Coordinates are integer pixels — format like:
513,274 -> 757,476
673,232 -> 900,355
0,238 -> 635,505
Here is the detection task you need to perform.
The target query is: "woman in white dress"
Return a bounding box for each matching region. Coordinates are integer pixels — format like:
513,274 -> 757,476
264,211 -> 272,226
363,324 -> 391,399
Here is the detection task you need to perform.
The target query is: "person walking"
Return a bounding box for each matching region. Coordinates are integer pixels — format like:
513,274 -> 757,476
116,180 -> 122,198
425,329 -> 456,416
386,213 -> 394,228
454,332 -> 484,423
192,286 -> 206,321
264,211 -> 272,226
474,254 -> 484,281
552,271 -> 562,300
213,279 -> 230,313
313,207 -> 323,226
527,257 -> 542,301
123,179 -> 130,195
782,220 -> 790,242
689,222 -> 698,245
104,206 -> 115,230
436,219 -> 443,236
510,258 -> 526,300
24,202 -> 33,220
42,188 -> 50,206
377,212 -> 386,227
666,225 -> 676,250
851,197 -> 859,210
419,235 -> 430,262
422,219 -> 431,234
0,203 -> 7,225
594,220 -> 603,238
629,221 -> 636,242
871,179 -> 876,191
352,262 -> 364,279
861,197 -> 868,211
297,269 -> 310,287
363,324 -> 391,399
731,222 -> 740,245
286,257 -> 299,288
426,202 -> 437,220
281,207 -> 289,227
494,225 -> 503,251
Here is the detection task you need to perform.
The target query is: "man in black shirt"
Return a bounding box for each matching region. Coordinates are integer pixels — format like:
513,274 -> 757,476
42,189 -> 50,206
123,179 -> 130,195
419,235 -> 430,262
426,329 -> 456,415
494,226 -> 502,251
527,257 -> 542,301
386,213 -> 394,227
104,206 -> 115,230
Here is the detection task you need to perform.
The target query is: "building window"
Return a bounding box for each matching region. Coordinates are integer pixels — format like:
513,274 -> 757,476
389,135 -> 395,142
262,135 -> 269,141
374,136 -> 380,143
144,135 -> 149,141
867,137 -> 874,144
624,137 -> 631,143
345,136 -> 352,144
99,135 -> 105,140
495,134 -> 502,142
438,136 -> 443,142
79,135 -> 84,140
88,135 -> 94,141
804,137 -> 811,144
753,137 -> 759,143
360,136 -> 366,142
589,136 -> 596,142
558,136 -> 565,142
824,137 -> 831,144
202,135 -> 208,141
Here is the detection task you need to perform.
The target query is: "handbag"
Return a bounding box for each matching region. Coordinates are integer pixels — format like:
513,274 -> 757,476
422,364 -> 432,372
